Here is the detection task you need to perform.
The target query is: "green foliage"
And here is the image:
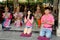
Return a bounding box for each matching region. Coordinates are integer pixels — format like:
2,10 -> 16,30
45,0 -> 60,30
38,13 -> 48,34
0,0 -> 44,13
0,1 -> 4,4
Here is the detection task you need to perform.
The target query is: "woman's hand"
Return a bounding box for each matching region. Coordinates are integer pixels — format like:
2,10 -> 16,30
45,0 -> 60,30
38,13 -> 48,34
29,17 -> 34,24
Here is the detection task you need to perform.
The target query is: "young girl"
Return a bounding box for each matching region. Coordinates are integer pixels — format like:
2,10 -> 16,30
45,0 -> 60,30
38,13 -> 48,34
38,7 -> 54,40
13,6 -> 23,27
2,6 -> 12,30
20,10 -> 34,37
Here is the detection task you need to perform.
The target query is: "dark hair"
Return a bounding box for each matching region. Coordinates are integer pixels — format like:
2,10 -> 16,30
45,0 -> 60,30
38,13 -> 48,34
26,11 -> 34,20
44,7 -> 51,11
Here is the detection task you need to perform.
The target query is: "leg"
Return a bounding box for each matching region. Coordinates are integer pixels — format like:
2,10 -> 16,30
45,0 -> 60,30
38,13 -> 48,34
42,29 -> 51,40
23,27 -> 28,34
8,20 -> 11,26
6,20 -> 11,30
46,29 -> 52,38
2,23 -> 5,29
38,28 -> 46,40
27,28 -> 32,34
2,19 -> 5,29
26,27 -> 32,37
20,27 -> 28,37
42,29 -> 52,40
39,28 -> 45,36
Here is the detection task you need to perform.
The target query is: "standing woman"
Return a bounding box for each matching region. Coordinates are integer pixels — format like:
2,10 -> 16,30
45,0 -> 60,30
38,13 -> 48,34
38,7 -> 54,40
23,6 -> 27,16
20,10 -> 34,37
34,5 -> 42,28
23,6 -> 27,23
2,6 -> 12,30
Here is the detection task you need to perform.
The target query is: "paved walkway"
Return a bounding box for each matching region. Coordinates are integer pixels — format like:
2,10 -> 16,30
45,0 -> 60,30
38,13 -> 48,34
0,24 -> 60,40
0,31 -> 60,40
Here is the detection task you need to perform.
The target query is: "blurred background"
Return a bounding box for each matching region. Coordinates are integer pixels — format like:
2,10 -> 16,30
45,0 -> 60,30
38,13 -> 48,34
0,0 -> 59,35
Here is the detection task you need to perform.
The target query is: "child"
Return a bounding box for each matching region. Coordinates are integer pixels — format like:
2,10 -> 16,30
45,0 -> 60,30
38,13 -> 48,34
13,6 -> 23,27
20,10 -> 34,37
38,7 -> 54,40
2,6 -> 12,30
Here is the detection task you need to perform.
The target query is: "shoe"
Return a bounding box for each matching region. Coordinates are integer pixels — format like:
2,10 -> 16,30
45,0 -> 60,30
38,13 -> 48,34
20,33 -> 26,37
43,37 -> 50,40
26,33 -> 32,37
37,36 -> 43,40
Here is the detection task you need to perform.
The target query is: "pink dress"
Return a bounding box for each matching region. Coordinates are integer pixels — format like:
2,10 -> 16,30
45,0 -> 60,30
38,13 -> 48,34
41,14 -> 54,31
2,13 -> 12,27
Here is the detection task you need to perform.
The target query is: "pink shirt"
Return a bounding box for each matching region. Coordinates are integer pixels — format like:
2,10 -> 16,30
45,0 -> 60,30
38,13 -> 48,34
26,17 -> 34,27
41,14 -> 54,30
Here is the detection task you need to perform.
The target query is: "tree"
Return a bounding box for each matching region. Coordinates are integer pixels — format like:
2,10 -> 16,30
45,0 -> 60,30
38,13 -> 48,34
53,0 -> 59,20
53,0 -> 59,32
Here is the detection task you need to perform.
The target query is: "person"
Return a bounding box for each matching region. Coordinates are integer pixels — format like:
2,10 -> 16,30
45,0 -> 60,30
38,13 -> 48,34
34,5 -> 42,28
23,6 -> 27,16
13,6 -> 23,27
20,10 -> 34,37
38,7 -> 54,40
2,6 -> 12,30
23,6 -> 27,23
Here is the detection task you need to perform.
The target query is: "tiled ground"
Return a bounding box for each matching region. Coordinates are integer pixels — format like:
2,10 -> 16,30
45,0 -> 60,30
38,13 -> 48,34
0,31 -> 60,40
0,24 -> 60,40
